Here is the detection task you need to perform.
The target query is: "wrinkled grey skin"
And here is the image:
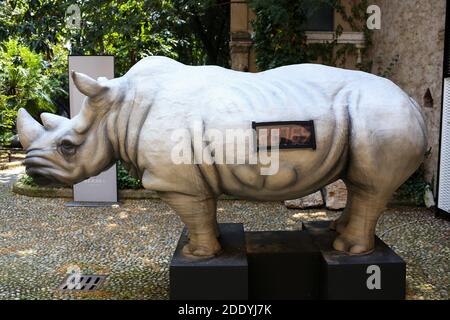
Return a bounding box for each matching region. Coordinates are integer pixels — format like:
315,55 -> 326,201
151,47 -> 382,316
17,56 -> 427,257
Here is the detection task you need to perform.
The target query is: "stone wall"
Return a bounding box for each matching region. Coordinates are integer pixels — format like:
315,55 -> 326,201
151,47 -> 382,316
369,0 -> 446,190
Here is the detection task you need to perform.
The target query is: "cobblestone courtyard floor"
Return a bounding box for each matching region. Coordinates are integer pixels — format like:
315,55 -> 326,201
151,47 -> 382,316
0,167 -> 448,300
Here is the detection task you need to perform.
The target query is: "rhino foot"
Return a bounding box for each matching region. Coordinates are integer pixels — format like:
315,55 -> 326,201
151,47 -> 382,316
182,239 -> 222,258
333,234 -> 375,256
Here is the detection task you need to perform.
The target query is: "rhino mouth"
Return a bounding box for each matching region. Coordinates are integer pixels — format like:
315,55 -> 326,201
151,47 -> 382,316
26,168 -> 61,186
24,156 -> 68,187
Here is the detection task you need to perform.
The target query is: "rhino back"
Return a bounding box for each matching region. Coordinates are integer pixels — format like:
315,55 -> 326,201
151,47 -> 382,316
132,62 -> 415,198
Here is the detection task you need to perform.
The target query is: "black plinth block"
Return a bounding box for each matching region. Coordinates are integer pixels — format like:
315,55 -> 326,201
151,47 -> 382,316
245,231 -> 321,300
170,223 -> 248,300
304,221 -> 406,300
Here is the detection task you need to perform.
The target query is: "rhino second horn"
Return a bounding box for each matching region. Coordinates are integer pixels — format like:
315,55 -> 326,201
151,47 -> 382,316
71,70 -> 108,98
17,108 -> 45,150
41,112 -> 69,130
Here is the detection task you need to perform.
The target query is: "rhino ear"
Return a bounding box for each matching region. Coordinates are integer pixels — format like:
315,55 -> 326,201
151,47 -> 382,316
40,113 -> 69,130
71,71 -> 109,98
17,108 -> 45,150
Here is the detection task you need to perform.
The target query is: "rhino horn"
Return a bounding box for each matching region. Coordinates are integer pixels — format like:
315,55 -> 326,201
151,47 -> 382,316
71,70 -> 108,99
40,112 -> 69,130
17,108 -> 45,150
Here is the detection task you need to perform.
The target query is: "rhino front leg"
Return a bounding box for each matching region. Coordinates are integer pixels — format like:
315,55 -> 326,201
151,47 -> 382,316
159,192 -> 221,258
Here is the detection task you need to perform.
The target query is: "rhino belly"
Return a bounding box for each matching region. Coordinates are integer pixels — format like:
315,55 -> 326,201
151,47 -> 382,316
216,151 -> 345,201
212,108 -> 349,200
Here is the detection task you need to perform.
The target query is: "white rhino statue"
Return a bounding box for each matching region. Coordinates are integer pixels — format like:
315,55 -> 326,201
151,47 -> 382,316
17,56 -> 427,257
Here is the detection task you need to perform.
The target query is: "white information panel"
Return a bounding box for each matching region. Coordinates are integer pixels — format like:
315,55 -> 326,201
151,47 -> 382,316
438,78 -> 450,213
68,56 -> 117,203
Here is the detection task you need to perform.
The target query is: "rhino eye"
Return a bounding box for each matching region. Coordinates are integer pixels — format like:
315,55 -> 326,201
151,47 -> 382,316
59,140 -> 77,156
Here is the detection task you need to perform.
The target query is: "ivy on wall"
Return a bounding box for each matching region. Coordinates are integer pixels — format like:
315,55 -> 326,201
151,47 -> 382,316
246,0 -> 309,70
333,0 -> 373,71
247,0 -> 373,71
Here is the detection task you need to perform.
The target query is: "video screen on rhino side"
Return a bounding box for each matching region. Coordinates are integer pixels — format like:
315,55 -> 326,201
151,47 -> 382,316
253,121 -> 317,150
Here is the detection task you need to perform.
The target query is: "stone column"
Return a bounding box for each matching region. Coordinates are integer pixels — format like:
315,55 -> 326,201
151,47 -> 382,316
230,1 -> 255,72
230,31 -> 252,72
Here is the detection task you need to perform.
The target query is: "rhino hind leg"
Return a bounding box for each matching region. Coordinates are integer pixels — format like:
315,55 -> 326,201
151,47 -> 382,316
334,140 -> 425,254
333,157 -> 422,255
159,192 -> 221,258
332,186 -> 389,255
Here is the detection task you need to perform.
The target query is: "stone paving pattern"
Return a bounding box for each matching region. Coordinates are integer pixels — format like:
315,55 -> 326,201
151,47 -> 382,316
0,167 -> 448,300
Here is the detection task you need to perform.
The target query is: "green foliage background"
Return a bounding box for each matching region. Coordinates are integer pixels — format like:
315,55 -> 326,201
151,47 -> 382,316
248,0 -> 310,70
0,0 -> 231,145
0,0 -> 231,190
0,39 -> 66,145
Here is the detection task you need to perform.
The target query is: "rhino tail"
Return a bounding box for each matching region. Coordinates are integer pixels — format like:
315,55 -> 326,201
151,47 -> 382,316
408,96 -> 428,155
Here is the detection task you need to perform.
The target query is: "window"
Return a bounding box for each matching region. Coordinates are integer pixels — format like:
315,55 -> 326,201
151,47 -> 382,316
303,1 -> 334,32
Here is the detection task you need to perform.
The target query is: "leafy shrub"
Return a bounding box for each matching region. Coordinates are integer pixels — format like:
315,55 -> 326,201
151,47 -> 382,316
117,162 -> 142,190
0,99 -> 15,146
0,39 -> 68,146
44,43 -> 69,109
395,167 -> 428,206
19,174 -> 37,187
0,39 -> 63,116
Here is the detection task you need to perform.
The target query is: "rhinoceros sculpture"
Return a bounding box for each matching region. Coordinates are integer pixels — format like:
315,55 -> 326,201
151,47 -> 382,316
17,56 -> 427,257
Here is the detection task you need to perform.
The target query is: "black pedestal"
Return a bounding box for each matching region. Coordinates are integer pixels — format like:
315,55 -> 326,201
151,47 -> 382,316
169,223 -> 248,300
304,221 -> 406,300
170,222 -> 406,300
246,231 -> 321,300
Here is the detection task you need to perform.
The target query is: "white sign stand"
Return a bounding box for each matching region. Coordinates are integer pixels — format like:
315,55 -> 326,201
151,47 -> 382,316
66,56 -> 118,206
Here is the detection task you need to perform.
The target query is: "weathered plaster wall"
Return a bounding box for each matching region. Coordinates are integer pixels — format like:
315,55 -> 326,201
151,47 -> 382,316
369,0 -> 446,189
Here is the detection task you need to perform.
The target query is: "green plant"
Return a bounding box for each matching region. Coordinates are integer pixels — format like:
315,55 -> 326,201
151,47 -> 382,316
45,43 -> 69,106
0,39 -> 64,115
117,162 -> 142,189
0,100 -> 16,146
19,174 -> 37,187
0,0 -> 231,77
0,130 -> 14,147
248,0 -> 311,70
395,167 -> 428,206
333,0 -> 373,71
0,39 -> 68,145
